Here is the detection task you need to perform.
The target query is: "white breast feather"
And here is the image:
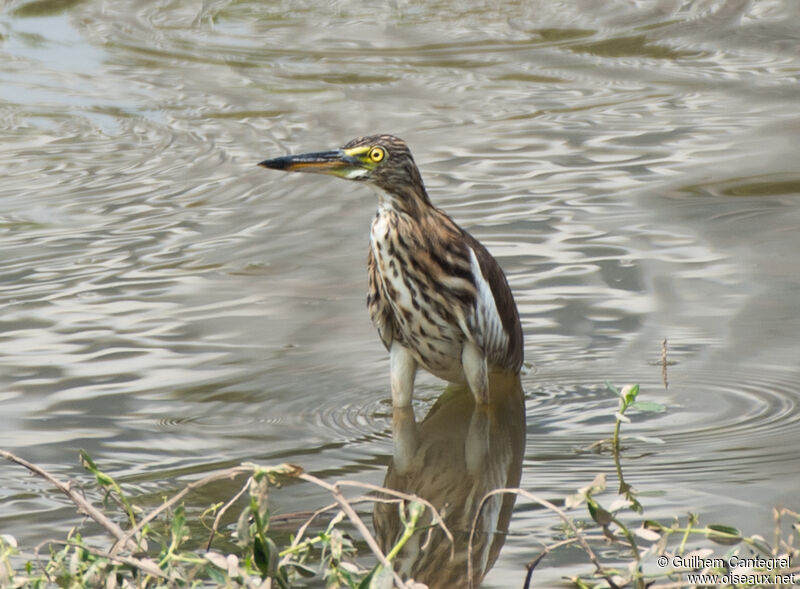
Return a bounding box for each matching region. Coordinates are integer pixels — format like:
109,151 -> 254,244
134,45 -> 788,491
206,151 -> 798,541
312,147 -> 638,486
371,211 -> 414,312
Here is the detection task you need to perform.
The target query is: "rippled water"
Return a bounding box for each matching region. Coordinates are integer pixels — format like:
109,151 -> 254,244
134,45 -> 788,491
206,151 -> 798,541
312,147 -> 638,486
2,0 -> 800,585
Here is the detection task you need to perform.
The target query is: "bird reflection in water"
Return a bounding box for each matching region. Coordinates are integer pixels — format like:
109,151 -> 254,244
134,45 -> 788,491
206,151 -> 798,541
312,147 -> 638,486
373,373 -> 525,588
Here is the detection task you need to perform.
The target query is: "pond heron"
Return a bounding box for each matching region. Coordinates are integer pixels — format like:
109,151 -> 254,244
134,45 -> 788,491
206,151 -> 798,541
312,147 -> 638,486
259,135 -> 523,406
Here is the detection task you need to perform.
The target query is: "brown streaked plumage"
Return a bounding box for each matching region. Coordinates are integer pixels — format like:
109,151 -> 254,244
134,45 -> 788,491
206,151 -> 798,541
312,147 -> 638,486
259,134 -> 523,406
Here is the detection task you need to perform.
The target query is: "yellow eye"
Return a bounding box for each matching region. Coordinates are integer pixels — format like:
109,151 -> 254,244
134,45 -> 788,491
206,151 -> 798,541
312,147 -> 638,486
368,147 -> 385,163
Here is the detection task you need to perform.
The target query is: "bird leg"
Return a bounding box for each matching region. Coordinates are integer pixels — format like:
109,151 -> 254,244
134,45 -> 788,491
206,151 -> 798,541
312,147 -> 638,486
390,343 -> 417,407
462,341 -> 489,404
391,406 -> 418,475
465,406 -> 490,475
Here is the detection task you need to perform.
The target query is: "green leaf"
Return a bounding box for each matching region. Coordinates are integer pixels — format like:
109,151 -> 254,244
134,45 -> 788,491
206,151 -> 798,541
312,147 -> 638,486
290,562 -> 316,578
571,576 -> 595,589
79,450 -> 98,471
407,500 -> 425,521
206,566 -> 227,585
330,528 -> 343,561
79,450 -> 114,487
621,384 -> 639,406
276,562 -> 290,588
357,567 -> 376,589
97,472 -> 116,487
204,552 -> 229,570
578,472 -> 607,498
236,508 -> 251,546
614,412 -> 631,423
368,565 -> 394,589
335,567 -> 356,588
564,492 -> 584,510
587,500 -> 613,526
707,524 -> 739,535
706,524 -> 742,546
170,505 -> 187,544
275,570 -> 290,589
634,527 -> 661,542
629,497 -> 643,514
631,401 -> 666,413
748,534 -> 772,555
253,536 -> 270,577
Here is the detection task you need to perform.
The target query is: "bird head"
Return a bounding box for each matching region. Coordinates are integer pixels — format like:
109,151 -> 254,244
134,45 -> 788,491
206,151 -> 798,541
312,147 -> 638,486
259,134 -> 431,213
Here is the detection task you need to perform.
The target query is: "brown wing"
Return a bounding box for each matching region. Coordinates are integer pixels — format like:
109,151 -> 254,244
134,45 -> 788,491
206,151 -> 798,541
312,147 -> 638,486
461,230 -> 524,373
423,209 -> 524,373
367,247 -> 394,350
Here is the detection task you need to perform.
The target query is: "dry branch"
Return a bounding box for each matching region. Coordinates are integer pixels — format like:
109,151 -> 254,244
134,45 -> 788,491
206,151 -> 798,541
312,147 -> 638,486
0,449 -> 141,553
467,487 -> 619,589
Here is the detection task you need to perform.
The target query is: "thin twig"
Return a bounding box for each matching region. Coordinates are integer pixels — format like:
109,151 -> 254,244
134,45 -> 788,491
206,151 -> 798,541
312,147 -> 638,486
5,451 -> 454,589
110,465 -> 256,556
298,472 -> 410,589
326,478 -> 455,557
206,475 -> 253,551
1,450 -> 141,553
525,533 -> 612,573
35,539 -> 168,579
278,500 -> 340,565
523,536 -> 582,589
467,488 -> 619,589
278,492 -> 433,568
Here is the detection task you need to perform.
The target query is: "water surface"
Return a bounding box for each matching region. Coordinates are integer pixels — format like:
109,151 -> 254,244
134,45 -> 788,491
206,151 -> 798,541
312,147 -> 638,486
2,0 -> 800,585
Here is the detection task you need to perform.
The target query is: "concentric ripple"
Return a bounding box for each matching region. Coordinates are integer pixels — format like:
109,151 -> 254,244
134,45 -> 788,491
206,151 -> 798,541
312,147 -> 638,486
521,364 -> 800,487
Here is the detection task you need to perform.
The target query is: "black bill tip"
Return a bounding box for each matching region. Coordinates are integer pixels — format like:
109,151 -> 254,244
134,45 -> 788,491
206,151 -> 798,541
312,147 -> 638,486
256,149 -> 359,175
258,156 -> 292,170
